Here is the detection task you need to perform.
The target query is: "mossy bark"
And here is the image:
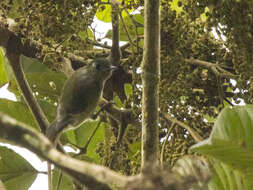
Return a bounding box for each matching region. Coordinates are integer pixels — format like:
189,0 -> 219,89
141,0 -> 160,169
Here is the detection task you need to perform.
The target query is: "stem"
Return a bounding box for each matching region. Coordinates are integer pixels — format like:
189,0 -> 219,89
5,34 -> 49,133
141,0 -> 160,170
160,122 -> 175,168
160,112 -> 203,143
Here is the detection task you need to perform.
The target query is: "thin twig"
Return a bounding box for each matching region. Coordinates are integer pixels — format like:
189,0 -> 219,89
160,112 -> 203,143
78,119 -> 103,155
119,10 -> 135,51
160,122 -> 175,168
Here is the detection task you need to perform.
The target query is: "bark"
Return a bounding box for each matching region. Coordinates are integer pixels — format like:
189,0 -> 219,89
141,0 -> 160,169
0,112 -> 131,190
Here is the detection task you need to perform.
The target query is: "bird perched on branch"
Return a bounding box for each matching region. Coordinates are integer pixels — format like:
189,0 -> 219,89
46,58 -> 116,143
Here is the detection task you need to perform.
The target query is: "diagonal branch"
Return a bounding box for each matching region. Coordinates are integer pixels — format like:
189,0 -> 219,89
0,112 -> 132,190
185,58 -> 237,79
3,31 -> 49,133
160,112 -> 203,143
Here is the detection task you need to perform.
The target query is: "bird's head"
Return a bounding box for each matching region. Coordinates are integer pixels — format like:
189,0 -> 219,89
90,58 -> 117,80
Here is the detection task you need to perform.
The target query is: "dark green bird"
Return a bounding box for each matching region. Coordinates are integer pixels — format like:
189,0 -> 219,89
46,58 -> 116,143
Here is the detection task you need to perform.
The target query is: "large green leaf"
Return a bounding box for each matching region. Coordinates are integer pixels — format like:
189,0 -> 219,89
20,55 -> 51,73
52,168 -> 73,190
0,99 -> 56,130
0,146 -> 37,190
0,99 -> 38,129
96,4 -> 112,23
207,159 -> 249,190
190,105 -> 253,190
96,0 -> 136,23
8,55 -> 66,102
105,14 -> 144,41
66,120 -> 105,163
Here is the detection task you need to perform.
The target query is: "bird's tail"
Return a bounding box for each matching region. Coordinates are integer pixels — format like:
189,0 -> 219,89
46,117 -> 70,143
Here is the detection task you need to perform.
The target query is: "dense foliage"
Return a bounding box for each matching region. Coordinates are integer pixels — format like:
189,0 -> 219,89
1,0 -> 253,189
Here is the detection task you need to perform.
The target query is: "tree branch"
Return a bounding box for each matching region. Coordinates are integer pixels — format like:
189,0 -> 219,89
3,32 -> 49,133
160,112 -> 203,143
110,1 -> 121,66
0,112 -> 132,190
141,0 -> 160,169
99,98 -> 139,126
185,58 -> 237,79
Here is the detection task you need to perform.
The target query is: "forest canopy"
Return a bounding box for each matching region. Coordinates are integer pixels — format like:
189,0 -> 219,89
0,0 -> 253,190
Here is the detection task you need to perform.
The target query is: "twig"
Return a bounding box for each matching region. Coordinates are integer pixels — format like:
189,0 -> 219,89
5,35 -> 49,133
78,119 -> 103,155
56,171 -> 63,190
110,1 -> 121,66
123,7 -> 143,53
86,38 -> 112,49
160,122 -> 175,168
119,11 -> 135,51
185,58 -> 237,79
160,112 -> 203,143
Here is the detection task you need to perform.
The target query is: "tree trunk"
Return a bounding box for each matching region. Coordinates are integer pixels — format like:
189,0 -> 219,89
141,0 -> 160,170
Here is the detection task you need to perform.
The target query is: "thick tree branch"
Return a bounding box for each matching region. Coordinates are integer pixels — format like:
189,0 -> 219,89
141,0 -> 160,169
0,112 -> 131,190
185,58 -> 237,79
110,1 -> 121,66
3,32 -> 49,133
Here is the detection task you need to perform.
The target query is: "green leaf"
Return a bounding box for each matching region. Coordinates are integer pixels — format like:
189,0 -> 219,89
20,55 -> 52,73
0,99 -> 38,129
208,159 -> 249,190
8,56 -> 66,102
96,4 -> 112,23
191,105 -> 253,190
114,95 -> 124,108
26,72 -> 66,102
78,29 -> 94,41
0,146 -> 37,190
128,141 -> 141,158
0,49 -> 8,88
169,0 -> 183,14
124,83 -> 132,98
133,14 -> 144,25
204,114 -> 216,123
67,120 -> 105,163
105,14 -> 144,41
52,168 -> 73,190
0,98 -> 56,129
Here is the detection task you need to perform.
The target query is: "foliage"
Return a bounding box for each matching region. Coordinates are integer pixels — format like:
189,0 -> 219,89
191,105 -> 253,189
0,0 -> 253,189
0,146 -> 37,190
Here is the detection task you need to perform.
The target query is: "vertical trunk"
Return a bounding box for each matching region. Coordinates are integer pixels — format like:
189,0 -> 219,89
141,0 -> 160,169
110,2 -> 120,66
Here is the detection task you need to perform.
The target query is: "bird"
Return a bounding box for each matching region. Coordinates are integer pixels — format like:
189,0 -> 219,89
46,57 -> 116,143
